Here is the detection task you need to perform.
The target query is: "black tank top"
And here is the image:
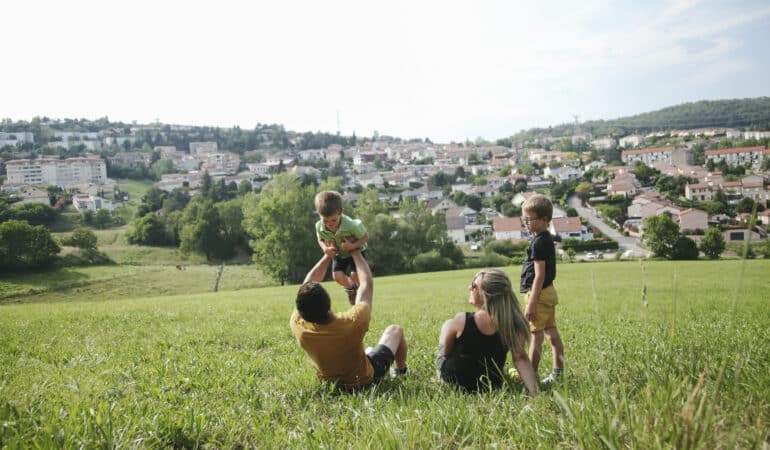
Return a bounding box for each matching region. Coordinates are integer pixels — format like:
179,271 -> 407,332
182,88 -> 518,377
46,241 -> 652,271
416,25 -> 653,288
441,312 -> 508,391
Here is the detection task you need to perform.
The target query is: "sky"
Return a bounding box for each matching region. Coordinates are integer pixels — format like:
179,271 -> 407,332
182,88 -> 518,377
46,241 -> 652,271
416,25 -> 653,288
2,0 -> 770,143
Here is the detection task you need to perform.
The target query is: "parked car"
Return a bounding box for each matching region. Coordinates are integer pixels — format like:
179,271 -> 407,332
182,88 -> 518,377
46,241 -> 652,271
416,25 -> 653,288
585,252 -> 597,260
621,250 -> 644,259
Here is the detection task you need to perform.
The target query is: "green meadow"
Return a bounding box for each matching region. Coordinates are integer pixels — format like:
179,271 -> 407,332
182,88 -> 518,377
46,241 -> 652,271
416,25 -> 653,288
1,260 -> 768,448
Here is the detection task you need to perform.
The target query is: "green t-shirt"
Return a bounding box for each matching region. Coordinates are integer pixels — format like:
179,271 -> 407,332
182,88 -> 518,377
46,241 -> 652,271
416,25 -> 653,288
315,214 -> 368,258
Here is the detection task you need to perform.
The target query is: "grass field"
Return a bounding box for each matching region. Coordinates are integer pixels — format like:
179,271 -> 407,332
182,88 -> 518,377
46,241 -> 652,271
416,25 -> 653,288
1,259 -> 768,448
0,264 -> 270,304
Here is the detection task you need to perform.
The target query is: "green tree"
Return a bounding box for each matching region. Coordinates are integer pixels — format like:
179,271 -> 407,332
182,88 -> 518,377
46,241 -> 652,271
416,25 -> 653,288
238,180 -> 253,196
700,227 -> 726,259
464,194 -> 482,212
642,212 -> 681,259
242,174 -> 318,284
199,171 -> 213,199
65,227 -> 98,252
180,196 -> 227,261
126,213 -> 170,246
136,187 -> 168,217
0,220 -> 60,271
93,209 -> 112,229
8,202 -> 57,226
736,197 -> 755,214
671,236 -> 699,260
574,181 -> 593,204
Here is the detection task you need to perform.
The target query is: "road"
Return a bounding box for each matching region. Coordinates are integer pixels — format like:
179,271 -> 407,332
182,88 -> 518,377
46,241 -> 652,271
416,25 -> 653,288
567,195 -> 649,256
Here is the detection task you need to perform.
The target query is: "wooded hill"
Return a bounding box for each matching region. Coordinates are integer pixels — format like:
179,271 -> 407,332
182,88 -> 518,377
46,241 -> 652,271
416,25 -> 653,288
512,97 -> 770,141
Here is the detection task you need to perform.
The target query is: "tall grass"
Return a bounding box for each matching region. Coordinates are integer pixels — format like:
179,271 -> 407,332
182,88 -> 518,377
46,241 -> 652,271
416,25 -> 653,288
1,260 -> 768,448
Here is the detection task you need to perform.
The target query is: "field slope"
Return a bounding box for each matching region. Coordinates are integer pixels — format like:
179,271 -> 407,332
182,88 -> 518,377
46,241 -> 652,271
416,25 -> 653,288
1,260 -> 768,448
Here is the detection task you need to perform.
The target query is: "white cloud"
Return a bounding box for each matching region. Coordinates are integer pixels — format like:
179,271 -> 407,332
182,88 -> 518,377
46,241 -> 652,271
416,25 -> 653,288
1,0 -> 769,142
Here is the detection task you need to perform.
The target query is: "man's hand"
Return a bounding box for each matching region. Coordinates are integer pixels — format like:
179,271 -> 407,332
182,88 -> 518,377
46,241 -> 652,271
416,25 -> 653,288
340,239 -> 357,253
525,301 -> 537,322
322,240 -> 338,257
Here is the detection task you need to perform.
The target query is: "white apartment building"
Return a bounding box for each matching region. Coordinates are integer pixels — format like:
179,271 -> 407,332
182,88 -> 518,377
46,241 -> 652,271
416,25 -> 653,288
189,141 -> 218,157
5,157 -> 107,187
705,146 -> 769,170
619,134 -> 646,148
0,131 -> 34,147
591,137 -> 615,150
621,146 -> 693,166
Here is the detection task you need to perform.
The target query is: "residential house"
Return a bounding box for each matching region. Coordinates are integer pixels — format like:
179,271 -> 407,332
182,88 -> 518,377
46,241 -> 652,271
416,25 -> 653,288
427,198 -> 458,215
722,226 -> 765,243
189,142 -> 218,157
757,210 -> 770,226
72,194 -> 115,212
571,133 -> 592,145
512,191 -> 537,207
493,217 -> 527,241
741,175 -> 767,202
606,173 -> 640,198
619,134 -> 646,148
677,208 -> 708,232
445,214 -> 467,244
591,137 -> 615,150
297,149 -> 326,161
550,217 -> 593,241
0,184 -> 49,204
685,183 -> 713,202
543,166 -> 581,183
445,206 -> 479,225
202,152 -> 240,175
470,185 -> 499,198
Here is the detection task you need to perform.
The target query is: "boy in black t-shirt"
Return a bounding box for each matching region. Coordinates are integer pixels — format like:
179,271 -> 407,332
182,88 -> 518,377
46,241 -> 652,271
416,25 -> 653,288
520,194 -> 564,385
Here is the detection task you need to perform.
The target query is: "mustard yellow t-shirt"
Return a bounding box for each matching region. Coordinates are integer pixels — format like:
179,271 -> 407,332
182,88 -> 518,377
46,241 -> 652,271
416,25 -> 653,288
290,302 -> 374,388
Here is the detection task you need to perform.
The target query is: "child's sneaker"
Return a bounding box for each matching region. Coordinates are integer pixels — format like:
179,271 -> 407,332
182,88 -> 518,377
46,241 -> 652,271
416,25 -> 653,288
390,366 -> 410,378
541,370 -> 562,386
345,285 -> 358,305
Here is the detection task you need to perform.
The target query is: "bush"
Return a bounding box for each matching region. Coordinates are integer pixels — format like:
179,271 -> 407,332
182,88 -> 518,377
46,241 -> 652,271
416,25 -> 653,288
671,236 -> 699,260
478,251 -> 510,267
484,240 -> 527,258
413,251 -> 454,272
561,238 -> 619,252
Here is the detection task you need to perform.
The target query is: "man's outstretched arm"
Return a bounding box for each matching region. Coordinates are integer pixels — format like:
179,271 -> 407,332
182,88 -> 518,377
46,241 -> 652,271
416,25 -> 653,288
303,254 -> 333,284
350,249 -> 372,310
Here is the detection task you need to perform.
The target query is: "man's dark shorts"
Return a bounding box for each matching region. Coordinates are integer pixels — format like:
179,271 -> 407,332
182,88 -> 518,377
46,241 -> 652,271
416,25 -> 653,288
332,250 -> 367,274
366,344 -> 395,380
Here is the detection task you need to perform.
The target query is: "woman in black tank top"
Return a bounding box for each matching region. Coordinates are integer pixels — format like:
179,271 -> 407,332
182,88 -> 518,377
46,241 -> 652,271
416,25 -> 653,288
436,269 -> 538,395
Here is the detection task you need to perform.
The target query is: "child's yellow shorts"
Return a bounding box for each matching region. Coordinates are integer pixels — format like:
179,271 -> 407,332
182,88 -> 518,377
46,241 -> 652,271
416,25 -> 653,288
525,286 -> 559,332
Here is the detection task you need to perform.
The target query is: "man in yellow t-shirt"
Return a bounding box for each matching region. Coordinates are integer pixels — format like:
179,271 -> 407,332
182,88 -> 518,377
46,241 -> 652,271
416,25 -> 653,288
290,249 -> 409,389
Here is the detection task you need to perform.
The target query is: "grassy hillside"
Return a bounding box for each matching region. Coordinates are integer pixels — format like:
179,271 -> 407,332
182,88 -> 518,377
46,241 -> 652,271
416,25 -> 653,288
514,97 -> 770,139
0,264 -> 271,303
1,260 -> 768,447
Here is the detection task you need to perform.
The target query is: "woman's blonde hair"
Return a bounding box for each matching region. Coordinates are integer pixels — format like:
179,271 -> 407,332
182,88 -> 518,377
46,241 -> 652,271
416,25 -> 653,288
476,269 -> 530,353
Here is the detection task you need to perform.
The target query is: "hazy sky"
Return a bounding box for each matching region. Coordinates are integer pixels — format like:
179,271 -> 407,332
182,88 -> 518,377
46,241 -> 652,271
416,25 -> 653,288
2,0 -> 769,143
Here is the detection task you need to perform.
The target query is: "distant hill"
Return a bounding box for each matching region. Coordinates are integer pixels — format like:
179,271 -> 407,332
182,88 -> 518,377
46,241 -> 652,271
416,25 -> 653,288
512,97 -> 770,141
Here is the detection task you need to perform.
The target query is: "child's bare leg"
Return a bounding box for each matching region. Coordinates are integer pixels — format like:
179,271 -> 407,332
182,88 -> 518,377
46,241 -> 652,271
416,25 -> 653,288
350,271 -> 360,288
333,271 -> 352,289
529,330 -> 545,374
544,327 -> 564,370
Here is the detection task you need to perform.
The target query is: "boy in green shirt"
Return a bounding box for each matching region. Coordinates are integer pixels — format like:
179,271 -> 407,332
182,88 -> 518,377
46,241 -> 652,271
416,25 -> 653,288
314,191 -> 369,305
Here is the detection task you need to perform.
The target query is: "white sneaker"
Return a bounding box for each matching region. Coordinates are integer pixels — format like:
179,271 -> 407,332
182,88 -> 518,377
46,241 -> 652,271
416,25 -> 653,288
541,371 -> 562,386
390,366 -> 410,378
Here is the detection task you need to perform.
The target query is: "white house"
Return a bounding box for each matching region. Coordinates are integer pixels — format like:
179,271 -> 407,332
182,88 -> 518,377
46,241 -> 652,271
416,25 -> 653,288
493,217 -> 527,240
72,194 -> 115,212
